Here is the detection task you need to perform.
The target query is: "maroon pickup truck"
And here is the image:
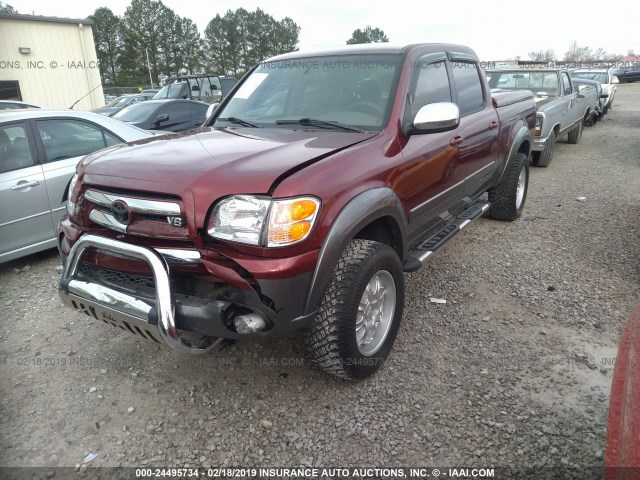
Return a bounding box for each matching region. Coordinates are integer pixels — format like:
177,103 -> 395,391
58,44 -> 536,379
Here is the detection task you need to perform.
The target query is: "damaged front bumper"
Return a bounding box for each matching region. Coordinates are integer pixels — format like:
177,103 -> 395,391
59,234 -> 317,354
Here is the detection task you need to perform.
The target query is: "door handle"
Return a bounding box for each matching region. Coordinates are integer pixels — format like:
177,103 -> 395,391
489,121 -> 499,129
11,180 -> 40,190
450,136 -> 464,146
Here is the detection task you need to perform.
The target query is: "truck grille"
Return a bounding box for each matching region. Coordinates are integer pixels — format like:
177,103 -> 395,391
84,189 -> 189,240
78,263 -> 155,295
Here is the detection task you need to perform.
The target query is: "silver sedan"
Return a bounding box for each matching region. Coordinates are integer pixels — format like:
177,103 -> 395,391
0,109 -> 155,263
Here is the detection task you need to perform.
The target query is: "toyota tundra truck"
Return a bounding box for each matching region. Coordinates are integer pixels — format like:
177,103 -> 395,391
58,44 -> 536,379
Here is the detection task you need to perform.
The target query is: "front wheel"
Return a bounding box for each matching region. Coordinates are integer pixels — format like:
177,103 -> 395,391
531,130 -> 555,167
487,152 -> 529,221
303,239 -> 404,380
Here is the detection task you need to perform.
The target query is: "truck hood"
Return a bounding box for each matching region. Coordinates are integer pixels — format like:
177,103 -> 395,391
81,126 -> 378,220
533,95 -> 557,108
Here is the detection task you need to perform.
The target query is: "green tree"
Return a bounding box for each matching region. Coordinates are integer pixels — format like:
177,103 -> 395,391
346,26 -> 389,45
89,7 -> 123,86
0,2 -> 18,13
204,14 -> 235,76
204,8 -> 300,77
120,0 -> 170,85
177,17 -> 203,75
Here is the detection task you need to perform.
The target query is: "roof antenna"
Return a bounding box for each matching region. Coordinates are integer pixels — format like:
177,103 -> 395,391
69,83 -> 102,109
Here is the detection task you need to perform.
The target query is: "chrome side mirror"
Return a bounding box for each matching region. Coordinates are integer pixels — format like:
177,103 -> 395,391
412,102 -> 460,134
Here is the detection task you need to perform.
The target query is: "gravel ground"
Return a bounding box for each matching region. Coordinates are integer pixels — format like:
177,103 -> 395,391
1,84 -> 639,479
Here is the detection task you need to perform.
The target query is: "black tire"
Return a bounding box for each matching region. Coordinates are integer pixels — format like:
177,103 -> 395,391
303,239 -> 404,380
487,152 -> 529,221
568,119 -> 583,144
530,130 -> 555,167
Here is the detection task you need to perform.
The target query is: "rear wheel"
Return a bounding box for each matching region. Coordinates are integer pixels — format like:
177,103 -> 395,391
568,119 -> 583,144
531,130 -> 555,167
303,239 -> 404,380
487,152 -> 529,221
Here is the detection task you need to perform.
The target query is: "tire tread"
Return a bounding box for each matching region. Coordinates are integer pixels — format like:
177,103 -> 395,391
303,239 -> 403,380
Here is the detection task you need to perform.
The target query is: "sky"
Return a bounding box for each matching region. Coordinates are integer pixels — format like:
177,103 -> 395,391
7,0 -> 639,61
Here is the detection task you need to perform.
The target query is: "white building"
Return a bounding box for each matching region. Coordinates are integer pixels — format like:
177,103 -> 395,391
0,13 -> 104,109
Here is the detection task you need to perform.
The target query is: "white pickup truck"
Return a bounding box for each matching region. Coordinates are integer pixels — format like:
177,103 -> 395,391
486,68 -> 595,167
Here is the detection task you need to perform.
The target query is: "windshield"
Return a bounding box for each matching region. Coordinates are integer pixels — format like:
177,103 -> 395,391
112,102 -> 158,122
106,96 -> 131,107
214,54 -> 402,130
153,83 -> 187,99
487,71 -> 559,96
572,72 -> 608,83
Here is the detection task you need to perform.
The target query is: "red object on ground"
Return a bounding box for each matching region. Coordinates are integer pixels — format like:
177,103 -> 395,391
605,300 -> 640,479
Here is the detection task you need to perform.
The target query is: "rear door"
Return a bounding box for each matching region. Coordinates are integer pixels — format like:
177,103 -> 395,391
0,121 -> 52,260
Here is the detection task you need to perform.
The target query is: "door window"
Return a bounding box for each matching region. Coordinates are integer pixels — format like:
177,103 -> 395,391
0,123 -> 33,173
561,73 -> 572,95
407,60 -> 451,120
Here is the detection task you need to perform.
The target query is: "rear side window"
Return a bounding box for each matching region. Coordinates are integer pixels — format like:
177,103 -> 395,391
407,60 -> 451,120
451,61 -> 484,115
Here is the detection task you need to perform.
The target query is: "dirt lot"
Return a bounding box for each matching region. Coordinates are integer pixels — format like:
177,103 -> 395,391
1,84 -> 639,478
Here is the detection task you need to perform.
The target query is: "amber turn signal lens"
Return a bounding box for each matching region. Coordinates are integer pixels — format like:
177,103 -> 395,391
290,200 -> 317,221
289,221 -> 311,241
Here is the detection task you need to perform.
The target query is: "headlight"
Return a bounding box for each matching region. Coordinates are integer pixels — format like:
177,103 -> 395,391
208,195 -> 320,247
66,174 -> 81,217
534,115 -> 543,137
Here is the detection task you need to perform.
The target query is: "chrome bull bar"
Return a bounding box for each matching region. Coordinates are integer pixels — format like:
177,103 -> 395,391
59,234 -> 220,354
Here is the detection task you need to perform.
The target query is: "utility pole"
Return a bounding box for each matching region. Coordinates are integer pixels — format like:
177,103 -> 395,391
145,49 -> 154,88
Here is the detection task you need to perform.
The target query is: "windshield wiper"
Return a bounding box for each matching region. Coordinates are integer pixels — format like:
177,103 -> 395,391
275,118 -> 363,133
216,117 -> 260,128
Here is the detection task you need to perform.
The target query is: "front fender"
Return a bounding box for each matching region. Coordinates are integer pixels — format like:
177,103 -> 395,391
303,188 -> 406,315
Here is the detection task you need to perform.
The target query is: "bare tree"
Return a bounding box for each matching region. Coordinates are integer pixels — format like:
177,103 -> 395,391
528,49 -> 556,62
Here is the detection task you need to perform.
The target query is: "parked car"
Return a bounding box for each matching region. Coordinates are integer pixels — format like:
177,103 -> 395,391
0,110 -> 154,263
0,100 -> 41,110
571,69 -> 618,113
92,94 -> 152,117
610,64 -> 640,83
486,68 -> 594,167
141,88 -> 159,96
58,43 -> 536,379
112,99 -> 209,132
571,78 -> 607,124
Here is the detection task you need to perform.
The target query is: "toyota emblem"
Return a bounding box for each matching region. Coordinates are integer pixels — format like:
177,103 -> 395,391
111,201 -> 132,224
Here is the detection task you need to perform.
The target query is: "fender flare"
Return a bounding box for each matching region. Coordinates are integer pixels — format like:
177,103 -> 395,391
496,126 -> 532,185
303,187 -> 407,315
